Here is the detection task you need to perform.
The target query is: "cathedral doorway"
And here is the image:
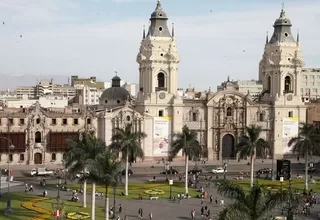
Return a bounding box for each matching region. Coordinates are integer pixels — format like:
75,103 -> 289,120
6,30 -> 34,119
222,134 -> 235,159
34,153 -> 42,164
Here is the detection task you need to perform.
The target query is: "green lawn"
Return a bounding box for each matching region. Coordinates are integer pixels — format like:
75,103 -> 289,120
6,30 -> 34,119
232,178 -> 320,192
64,181 -> 199,199
0,182 -> 198,220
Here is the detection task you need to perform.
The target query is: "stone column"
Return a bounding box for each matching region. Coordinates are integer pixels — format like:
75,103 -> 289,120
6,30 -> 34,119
207,106 -> 213,161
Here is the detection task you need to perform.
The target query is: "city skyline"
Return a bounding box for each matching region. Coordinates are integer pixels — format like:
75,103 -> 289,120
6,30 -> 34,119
0,0 -> 319,91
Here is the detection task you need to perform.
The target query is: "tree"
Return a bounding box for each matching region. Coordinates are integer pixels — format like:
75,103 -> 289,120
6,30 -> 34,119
216,180 -> 302,220
110,123 -> 146,196
65,131 -> 106,214
86,150 -> 121,220
237,125 -> 269,188
288,123 -> 320,190
170,125 -> 202,194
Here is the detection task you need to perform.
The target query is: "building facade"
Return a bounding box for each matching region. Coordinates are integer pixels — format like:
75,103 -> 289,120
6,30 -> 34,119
1,2 -> 317,165
0,102 -> 96,165
217,79 -> 263,97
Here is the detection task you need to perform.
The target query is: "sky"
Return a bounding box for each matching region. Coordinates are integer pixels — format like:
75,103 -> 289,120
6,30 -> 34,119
0,0 -> 319,91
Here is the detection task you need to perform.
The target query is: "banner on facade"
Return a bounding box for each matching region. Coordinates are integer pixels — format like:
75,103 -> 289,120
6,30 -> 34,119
153,117 -> 171,156
282,117 -> 299,154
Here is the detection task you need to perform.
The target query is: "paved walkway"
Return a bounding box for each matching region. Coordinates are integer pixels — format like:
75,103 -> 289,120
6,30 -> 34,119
4,175 -> 320,220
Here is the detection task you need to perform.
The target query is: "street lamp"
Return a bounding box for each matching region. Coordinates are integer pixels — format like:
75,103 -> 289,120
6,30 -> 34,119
169,179 -> 173,199
280,176 -> 284,191
51,197 -> 64,220
113,184 -> 116,220
4,142 -> 15,214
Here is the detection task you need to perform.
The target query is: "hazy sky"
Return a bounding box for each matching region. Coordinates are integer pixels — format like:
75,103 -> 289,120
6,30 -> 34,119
0,0 -> 319,91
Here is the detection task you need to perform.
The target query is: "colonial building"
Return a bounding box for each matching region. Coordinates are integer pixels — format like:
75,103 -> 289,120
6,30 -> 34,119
106,1 -> 307,161
0,102 -> 96,165
1,1 -> 315,164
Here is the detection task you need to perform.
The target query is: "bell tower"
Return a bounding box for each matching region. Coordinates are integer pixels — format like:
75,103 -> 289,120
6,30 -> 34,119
259,6 -> 307,159
136,0 -> 180,96
259,7 -> 304,98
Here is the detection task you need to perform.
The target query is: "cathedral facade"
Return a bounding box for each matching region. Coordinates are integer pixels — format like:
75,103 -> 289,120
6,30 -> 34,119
0,1 -> 311,165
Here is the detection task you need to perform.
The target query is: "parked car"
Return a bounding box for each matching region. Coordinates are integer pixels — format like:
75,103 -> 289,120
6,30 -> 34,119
75,171 -> 90,178
121,169 -> 133,176
31,168 -> 54,177
160,168 -> 179,175
257,168 -> 272,175
212,167 -> 226,174
188,168 -> 202,174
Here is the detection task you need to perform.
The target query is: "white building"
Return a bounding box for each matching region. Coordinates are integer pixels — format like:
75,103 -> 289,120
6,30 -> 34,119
5,96 -> 68,108
217,79 -> 263,97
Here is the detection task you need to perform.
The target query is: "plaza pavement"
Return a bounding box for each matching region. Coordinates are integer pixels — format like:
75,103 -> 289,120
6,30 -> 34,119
3,173 -> 320,220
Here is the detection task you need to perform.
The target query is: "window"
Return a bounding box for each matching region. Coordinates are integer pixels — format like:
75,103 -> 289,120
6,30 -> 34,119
259,113 -> 264,122
63,119 -> 67,125
9,154 -> 13,162
288,111 -> 293,118
226,107 -> 232,117
105,100 -> 108,104
157,72 -> 165,88
117,100 -> 120,104
20,119 -> 24,125
159,110 -> 164,117
20,154 -> 24,161
51,153 -> 56,161
192,112 -> 197,121
35,131 -> 41,143
87,118 -> 91,124
9,119 -> 13,125
52,119 -> 56,125
126,116 -> 131,121
73,119 -> 78,125
36,118 -> 40,124
267,76 -> 271,92
313,88 -> 318,93
284,76 -> 291,92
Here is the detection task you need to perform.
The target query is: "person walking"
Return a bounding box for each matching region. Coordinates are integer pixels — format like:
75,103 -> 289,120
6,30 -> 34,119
149,212 -> 153,220
138,208 -> 143,219
119,204 -> 122,213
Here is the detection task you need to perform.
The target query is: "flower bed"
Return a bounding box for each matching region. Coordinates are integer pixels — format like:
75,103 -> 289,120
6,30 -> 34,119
21,198 -> 53,220
144,189 -> 165,195
67,212 -> 90,219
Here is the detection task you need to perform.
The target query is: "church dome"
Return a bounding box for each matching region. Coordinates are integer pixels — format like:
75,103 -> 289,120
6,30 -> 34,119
273,10 -> 292,27
100,75 -> 130,107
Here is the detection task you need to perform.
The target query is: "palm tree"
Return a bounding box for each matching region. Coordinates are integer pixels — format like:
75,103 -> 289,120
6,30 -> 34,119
65,131 -> 106,212
110,123 -> 146,196
237,125 -> 269,188
216,180 -> 302,220
288,123 -> 320,190
86,150 -> 121,220
170,125 -> 202,194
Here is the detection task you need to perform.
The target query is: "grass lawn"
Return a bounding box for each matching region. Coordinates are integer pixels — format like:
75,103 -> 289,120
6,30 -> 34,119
64,181 -> 199,199
232,179 -> 320,192
0,193 -> 103,220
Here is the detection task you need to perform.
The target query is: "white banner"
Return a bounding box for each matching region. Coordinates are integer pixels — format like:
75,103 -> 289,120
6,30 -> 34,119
282,117 -> 299,154
153,117 -> 171,156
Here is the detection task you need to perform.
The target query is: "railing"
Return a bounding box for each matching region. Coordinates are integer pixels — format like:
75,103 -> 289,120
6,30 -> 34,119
283,90 -> 293,94
155,87 -> 167,91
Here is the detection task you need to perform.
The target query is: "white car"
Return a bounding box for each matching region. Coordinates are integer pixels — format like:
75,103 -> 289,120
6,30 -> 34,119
75,171 -> 89,178
212,167 -> 226,174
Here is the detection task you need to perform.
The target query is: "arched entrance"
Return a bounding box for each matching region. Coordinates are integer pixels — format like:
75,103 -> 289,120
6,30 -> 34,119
34,153 -> 42,164
222,134 -> 235,159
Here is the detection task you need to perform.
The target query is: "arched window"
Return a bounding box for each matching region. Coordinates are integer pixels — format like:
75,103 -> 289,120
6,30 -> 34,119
226,107 -> 232,117
35,131 -> 41,143
51,153 -> 56,161
267,76 -> 271,92
284,76 -> 291,93
157,72 -> 165,88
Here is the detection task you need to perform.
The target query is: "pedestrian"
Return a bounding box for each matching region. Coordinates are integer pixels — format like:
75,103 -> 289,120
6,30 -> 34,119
119,204 -> 122,213
209,195 -> 213,203
205,205 -> 208,211
215,198 -> 218,205
138,208 -> 143,219
220,199 -> 224,206
149,212 -> 153,220
201,198 -> 204,205
191,209 -> 196,220
201,206 -> 204,216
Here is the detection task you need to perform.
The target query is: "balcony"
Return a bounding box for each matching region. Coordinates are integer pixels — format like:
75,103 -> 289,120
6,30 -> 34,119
155,87 -> 167,92
283,90 -> 293,94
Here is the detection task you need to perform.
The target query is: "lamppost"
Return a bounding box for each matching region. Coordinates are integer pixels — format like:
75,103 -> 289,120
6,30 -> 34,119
51,197 -> 64,220
113,184 -> 116,220
0,136 -> 15,214
169,179 -> 173,199
280,176 -> 284,191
